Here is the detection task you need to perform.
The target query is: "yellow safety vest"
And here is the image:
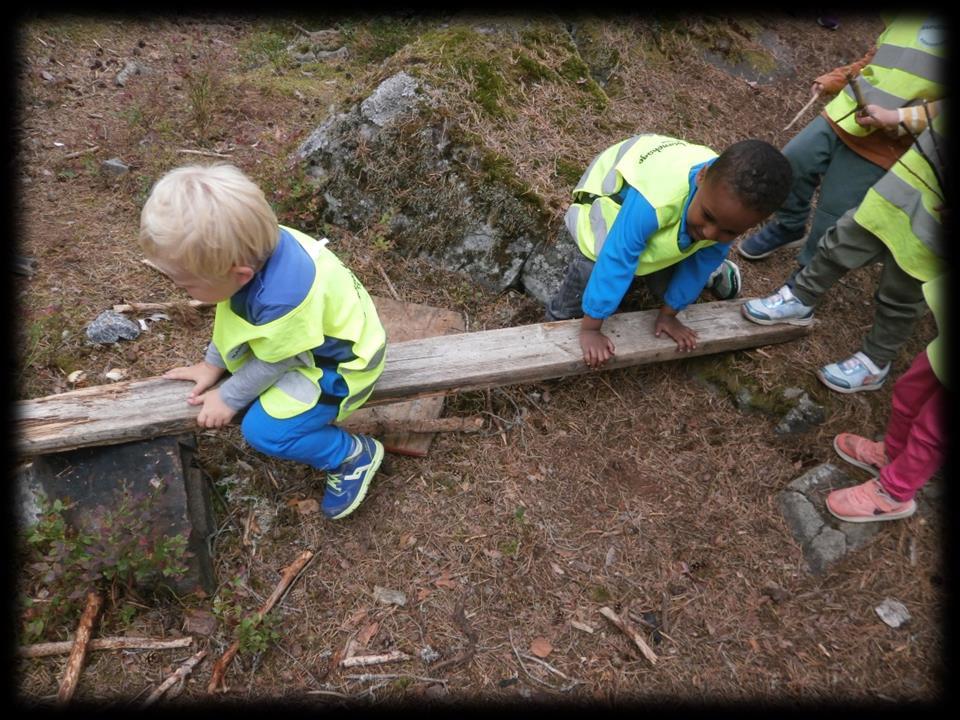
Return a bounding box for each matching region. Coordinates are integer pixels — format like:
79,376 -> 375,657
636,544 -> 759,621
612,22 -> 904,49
565,134 -> 718,276
922,273 -> 948,387
212,226 -> 386,421
825,15 -> 945,137
853,111 -> 946,281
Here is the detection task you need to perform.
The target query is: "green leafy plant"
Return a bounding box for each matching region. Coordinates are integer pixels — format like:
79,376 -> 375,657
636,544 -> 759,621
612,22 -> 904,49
212,576 -> 280,655
20,484 -> 191,643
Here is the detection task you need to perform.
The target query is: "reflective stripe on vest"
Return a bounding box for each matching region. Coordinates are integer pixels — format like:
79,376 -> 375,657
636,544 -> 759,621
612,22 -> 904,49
568,135 -> 717,275
212,226 -> 386,421
825,16 -> 945,137
853,113 -> 946,281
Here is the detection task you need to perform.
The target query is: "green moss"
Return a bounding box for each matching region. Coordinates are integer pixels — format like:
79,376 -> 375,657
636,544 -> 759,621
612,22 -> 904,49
741,48 -> 778,76
514,50 -> 559,83
555,158 -> 583,186
591,585 -> 612,603
340,15 -> 421,64
690,355 -> 795,416
455,56 -> 509,117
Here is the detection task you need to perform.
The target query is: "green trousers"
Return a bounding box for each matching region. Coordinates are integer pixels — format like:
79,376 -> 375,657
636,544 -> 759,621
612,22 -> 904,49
778,116 -> 887,266
789,208 -> 927,367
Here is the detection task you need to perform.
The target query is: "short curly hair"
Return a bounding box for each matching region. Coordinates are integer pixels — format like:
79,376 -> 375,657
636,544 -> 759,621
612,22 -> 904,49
705,139 -> 792,216
140,163 -> 278,278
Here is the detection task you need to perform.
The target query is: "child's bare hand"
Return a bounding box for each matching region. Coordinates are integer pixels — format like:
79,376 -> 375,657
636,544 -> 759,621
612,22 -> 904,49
194,388 -> 236,428
654,312 -> 698,352
580,329 -> 615,369
855,104 -> 900,131
164,361 -> 225,402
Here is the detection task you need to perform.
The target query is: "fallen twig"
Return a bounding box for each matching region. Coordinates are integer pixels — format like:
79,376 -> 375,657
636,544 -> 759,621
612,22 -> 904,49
63,145 -> 100,159
375,263 -> 401,301
508,628 -> 569,692
599,606 -> 658,666
178,148 -> 233,158
207,549 -> 315,693
340,651 -> 410,668
57,591 -> 103,704
113,300 -> 212,313
142,649 -> 207,707
346,672 -> 448,685
519,652 -> 584,688
19,635 -> 193,658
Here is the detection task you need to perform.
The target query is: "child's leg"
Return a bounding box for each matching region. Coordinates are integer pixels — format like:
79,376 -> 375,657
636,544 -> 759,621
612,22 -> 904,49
795,142 -> 886,267
883,350 -> 944,464
240,398 -> 355,471
773,116 -> 846,236
789,208 -> 885,307
859,253 -> 927,368
546,254 -> 595,321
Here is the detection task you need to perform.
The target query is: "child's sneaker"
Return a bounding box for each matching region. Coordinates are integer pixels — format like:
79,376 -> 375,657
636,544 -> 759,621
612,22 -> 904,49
826,479 -> 916,523
740,285 -> 815,325
818,352 -> 890,393
736,223 -> 804,260
321,435 -> 384,520
833,433 -> 887,477
707,259 -> 741,300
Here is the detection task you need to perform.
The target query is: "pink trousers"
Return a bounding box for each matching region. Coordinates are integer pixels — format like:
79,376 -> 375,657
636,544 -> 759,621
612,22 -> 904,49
880,350 -> 947,501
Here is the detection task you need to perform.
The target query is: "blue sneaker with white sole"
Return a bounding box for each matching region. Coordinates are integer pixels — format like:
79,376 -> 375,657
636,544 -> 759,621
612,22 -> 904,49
818,352 -> 890,393
737,223 -> 804,260
741,285 -> 815,326
322,434 -> 384,519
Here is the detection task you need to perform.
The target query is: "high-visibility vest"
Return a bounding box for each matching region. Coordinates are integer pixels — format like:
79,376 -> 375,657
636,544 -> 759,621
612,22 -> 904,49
212,226 -> 386,421
565,134 -> 718,276
825,15 -> 945,137
853,111 -> 946,281
922,273 -> 948,387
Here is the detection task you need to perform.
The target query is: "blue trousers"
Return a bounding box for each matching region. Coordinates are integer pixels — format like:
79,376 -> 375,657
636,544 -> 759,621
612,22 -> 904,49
241,398 -> 355,472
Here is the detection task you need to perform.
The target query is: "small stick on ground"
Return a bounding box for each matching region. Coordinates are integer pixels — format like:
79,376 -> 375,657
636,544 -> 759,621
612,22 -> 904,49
207,549 -> 315,693
57,591 -> 103,704
346,673 -> 449,685
20,635 -> 193,658
599,606 -> 658,666
375,263 -> 401,301
113,300 -> 212,313
142,649 -> 207,707
63,145 -> 100,159
178,148 -> 233,158
340,650 -> 410,668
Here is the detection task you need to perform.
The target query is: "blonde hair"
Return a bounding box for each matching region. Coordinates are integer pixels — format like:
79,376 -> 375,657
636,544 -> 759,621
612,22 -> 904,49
139,163 -> 279,278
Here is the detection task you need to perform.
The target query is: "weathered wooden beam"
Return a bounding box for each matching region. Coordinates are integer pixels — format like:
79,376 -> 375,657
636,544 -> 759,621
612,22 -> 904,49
15,301 -> 808,456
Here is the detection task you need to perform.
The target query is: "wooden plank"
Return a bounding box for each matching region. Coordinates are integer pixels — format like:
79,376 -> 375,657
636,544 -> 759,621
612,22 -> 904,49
342,296 -> 465,457
15,300 -> 809,456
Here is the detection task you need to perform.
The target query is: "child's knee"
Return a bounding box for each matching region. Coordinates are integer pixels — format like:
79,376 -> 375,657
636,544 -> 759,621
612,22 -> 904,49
240,406 -> 290,456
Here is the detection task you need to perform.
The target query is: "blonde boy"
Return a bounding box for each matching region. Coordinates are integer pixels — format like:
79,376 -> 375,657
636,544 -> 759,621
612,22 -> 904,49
141,164 -> 386,520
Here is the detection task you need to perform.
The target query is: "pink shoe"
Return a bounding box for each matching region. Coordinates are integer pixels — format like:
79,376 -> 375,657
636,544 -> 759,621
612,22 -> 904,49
833,433 -> 887,477
826,479 -> 916,523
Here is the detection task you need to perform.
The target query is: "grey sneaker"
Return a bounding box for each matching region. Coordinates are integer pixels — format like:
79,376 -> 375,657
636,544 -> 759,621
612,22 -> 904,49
707,259 -> 741,300
818,352 -> 890,393
741,285 -> 815,325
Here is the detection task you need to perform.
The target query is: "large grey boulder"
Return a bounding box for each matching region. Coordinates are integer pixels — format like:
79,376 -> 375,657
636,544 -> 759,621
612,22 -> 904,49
296,71 -> 554,294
